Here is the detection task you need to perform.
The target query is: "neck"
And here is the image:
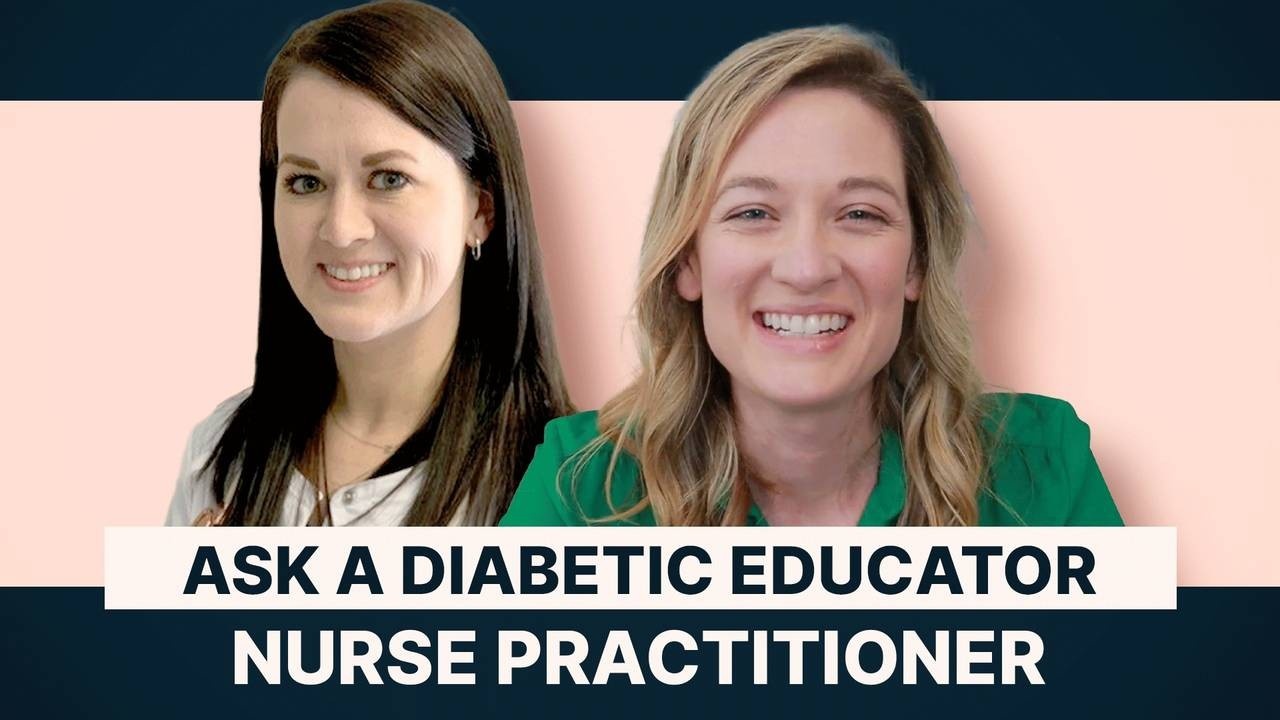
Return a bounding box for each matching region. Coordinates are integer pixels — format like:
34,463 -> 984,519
734,385 -> 881,525
330,291 -> 460,441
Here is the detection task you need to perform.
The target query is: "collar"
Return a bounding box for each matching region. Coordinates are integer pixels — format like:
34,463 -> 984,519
743,427 -> 905,527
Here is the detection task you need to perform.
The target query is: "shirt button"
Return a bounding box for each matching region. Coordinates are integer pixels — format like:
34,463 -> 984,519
342,489 -> 356,506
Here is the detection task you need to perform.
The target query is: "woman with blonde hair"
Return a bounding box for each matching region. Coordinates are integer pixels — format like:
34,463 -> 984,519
502,26 -> 1122,526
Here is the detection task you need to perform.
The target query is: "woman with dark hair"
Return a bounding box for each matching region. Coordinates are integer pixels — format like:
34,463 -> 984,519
166,0 -> 571,526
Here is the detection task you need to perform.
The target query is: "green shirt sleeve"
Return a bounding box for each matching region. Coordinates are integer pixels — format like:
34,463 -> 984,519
981,394 -> 1125,526
499,415 -> 586,526
1057,400 -> 1125,526
501,412 -> 654,526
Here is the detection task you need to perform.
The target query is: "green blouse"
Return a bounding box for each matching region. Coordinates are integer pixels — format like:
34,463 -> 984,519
499,393 -> 1124,527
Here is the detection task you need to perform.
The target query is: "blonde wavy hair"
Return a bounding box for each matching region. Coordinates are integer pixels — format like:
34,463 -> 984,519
576,25 -> 991,526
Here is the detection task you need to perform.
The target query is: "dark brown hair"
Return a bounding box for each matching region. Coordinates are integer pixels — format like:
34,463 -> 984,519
206,0 -> 571,525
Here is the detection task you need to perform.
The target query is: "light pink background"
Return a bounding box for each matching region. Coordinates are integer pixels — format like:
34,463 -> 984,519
1,101 -> 1276,586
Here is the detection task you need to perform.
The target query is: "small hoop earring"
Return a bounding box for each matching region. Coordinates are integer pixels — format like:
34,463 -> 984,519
470,240 -> 482,261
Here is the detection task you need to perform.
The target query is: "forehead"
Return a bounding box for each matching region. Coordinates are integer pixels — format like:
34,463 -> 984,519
718,86 -> 905,193
275,69 -> 428,155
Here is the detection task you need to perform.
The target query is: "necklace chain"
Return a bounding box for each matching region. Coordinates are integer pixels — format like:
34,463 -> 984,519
327,411 -> 398,453
311,412 -> 403,527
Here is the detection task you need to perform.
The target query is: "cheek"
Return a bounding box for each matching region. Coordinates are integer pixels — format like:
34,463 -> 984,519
384,214 -> 458,299
858,239 -> 915,305
393,191 -> 469,260
273,205 -> 315,273
696,239 -> 765,367
849,244 -> 913,362
414,245 -> 440,293
695,237 -> 759,309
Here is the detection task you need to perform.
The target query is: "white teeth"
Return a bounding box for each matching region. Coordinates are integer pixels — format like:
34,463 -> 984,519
324,263 -> 390,282
761,312 -> 849,336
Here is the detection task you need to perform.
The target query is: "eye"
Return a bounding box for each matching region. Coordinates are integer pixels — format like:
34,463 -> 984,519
370,170 -> 410,191
283,174 -> 324,195
728,207 -> 772,222
843,208 -> 887,224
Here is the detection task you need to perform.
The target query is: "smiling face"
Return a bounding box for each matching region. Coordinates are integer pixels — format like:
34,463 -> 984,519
677,86 -> 920,413
273,70 -> 490,345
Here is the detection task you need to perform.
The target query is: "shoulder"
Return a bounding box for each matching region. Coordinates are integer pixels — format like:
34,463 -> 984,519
188,388 -> 253,462
500,411 -> 648,526
539,410 -> 608,457
980,392 -> 1082,449
976,392 -> 1123,526
164,388 -> 251,526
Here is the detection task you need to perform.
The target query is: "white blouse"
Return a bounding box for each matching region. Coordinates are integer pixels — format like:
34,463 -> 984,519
164,389 -> 442,526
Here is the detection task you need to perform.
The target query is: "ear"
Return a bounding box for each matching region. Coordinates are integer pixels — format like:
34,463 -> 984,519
468,186 -> 496,247
904,252 -> 923,302
675,250 -> 703,302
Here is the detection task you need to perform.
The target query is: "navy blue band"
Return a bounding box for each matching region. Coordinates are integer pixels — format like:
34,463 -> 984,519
3,587 -> 1277,715
3,0 -> 1277,100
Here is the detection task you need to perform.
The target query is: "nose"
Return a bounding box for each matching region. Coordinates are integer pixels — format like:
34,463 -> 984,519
317,185 -> 375,248
770,218 -> 841,291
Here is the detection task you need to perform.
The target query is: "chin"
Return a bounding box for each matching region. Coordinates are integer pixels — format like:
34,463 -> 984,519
310,313 -> 392,344
762,388 -> 852,411
734,359 -> 875,413
737,376 -> 850,412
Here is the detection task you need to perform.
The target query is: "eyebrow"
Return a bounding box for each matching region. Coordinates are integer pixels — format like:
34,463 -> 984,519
838,175 -> 903,205
277,149 -> 418,170
715,175 -> 778,200
361,149 -> 417,167
714,174 -> 904,206
279,153 -> 319,170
